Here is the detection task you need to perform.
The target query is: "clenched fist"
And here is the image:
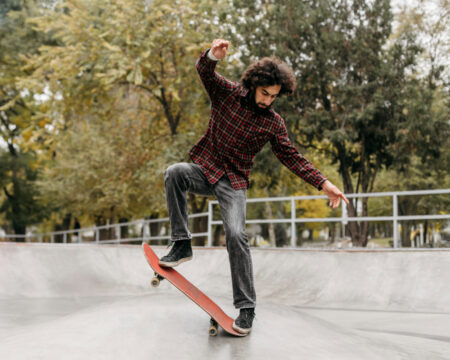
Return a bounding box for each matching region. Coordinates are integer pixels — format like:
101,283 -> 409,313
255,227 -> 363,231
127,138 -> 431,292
211,39 -> 230,60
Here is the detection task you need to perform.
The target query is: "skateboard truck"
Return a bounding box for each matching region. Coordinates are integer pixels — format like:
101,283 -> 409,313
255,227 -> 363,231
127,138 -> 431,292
151,273 -> 164,287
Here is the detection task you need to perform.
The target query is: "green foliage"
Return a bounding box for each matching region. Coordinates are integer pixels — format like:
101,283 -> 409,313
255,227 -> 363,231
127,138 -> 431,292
0,148 -> 48,234
16,0 -> 222,226
1,0 -> 448,238
224,0 -> 449,245
0,0 -> 53,234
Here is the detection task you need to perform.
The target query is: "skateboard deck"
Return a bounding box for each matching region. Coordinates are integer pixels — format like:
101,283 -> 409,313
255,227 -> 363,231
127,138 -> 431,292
142,243 -> 246,337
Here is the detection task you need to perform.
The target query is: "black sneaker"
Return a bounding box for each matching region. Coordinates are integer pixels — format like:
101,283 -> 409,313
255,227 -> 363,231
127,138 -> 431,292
159,240 -> 193,267
232,308 -> 255,334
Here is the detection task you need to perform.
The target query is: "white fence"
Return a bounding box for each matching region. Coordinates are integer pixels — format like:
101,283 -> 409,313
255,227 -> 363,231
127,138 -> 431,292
2,189 -> 449,248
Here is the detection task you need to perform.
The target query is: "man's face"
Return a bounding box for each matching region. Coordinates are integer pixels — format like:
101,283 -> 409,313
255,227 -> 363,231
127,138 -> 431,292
254,85 -> 281,109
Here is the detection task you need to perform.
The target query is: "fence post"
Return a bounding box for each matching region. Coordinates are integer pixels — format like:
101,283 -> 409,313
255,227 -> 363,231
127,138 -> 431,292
291,198 -> 296,247
393,194 -> 399,248
341,200 -> 348,240
142,220 -> 148,244
117,225 -> 121,244
207,201 -> 213,247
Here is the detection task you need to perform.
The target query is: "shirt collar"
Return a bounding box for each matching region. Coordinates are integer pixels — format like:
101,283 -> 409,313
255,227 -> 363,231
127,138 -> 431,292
239,87 -> 249,97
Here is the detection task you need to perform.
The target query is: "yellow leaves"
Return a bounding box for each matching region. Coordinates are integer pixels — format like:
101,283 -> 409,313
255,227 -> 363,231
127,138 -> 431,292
22,128 -> 33,142
158,4 -> 174,13
170,91 -> 180,102
102,41 -> 122,53
153,88 -> 162,98
39,118 -> 49,128
96,68 -> 127,86
184,44 -> 203,54
297,198 -> 331,220
0,98 -> 16,111
141,50 -> 151,59
134,66 -> 143,85
99,30 -> 111,38
28,160 -> 40,172
2,0 -> 226,223
126,65 -> 143,85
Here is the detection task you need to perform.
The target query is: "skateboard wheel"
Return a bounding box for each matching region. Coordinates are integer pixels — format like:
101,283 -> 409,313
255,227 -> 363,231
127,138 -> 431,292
208,326 -> 218,336
151,277 -> 160,287
209,318 -> 218,336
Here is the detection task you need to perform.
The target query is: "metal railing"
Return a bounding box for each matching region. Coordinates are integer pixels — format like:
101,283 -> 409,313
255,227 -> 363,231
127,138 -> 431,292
0,214 -> 208,245
208,188 -> 450,248
1,189 -> 449,248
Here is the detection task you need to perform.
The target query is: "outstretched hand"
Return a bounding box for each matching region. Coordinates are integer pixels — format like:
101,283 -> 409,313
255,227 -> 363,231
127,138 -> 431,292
211,39 -> 230,60
321,180 -> 349,209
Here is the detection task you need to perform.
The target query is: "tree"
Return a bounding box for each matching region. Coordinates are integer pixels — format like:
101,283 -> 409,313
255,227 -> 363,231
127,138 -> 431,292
19,0 -> 222,228
0,149 -> 47,235
225,0 -> 449,246
392,0 -> 449,89
0,0 -> 52,235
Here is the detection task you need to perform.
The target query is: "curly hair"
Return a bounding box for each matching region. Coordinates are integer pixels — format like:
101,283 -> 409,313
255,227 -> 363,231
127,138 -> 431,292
240,57 -> 296,96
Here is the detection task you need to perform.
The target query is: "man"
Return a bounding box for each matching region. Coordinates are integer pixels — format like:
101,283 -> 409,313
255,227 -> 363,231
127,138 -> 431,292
159,39 -> 349,334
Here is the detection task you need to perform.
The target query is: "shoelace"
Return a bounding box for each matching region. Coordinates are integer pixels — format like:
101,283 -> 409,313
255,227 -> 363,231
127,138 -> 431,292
166,241 -> 174,249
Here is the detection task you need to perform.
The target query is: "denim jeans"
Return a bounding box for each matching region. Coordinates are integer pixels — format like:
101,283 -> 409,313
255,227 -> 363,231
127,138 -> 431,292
164,162 -> 256,309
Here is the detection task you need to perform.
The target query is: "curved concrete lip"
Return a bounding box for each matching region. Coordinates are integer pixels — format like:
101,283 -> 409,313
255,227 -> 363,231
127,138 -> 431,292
0,243 -> 449,359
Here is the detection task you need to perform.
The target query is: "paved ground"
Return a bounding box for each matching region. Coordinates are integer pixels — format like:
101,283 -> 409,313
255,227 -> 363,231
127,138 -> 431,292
0,243 -> 449,359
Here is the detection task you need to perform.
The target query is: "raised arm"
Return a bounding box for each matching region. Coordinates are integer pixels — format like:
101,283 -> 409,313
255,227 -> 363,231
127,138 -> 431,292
195,39 -> 238,101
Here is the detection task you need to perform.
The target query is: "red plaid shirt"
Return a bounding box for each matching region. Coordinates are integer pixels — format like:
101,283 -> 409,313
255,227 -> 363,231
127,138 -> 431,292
189,49 -> 327,191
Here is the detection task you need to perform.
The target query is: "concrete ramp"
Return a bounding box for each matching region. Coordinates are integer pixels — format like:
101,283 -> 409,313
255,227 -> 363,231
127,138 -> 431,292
0,243 -> 449,359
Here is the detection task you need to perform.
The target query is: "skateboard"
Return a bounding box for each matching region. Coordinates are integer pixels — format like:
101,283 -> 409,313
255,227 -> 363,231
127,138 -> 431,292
142,243 -> 246,337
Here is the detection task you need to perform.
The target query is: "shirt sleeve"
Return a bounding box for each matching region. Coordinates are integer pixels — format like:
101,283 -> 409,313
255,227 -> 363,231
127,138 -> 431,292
207,50 -> 219,61
195,49 -> 238,102
270,119 -> 327,190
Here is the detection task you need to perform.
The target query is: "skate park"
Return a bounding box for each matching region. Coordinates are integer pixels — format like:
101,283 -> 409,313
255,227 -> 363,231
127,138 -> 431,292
0,242 -> 450,359
2,0 -> 450,359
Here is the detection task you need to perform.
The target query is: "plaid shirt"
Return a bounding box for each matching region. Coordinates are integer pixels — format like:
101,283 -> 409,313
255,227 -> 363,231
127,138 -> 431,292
189,49 -> 327,191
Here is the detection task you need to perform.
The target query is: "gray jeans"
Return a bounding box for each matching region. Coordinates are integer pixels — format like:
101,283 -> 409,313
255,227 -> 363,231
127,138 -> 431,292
164,162 -> 256,309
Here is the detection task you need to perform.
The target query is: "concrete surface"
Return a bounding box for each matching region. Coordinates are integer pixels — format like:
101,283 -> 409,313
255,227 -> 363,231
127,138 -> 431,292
0,243 -> 449,359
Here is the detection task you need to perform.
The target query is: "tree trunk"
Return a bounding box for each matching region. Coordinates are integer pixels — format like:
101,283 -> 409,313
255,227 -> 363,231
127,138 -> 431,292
54,213 -> 72,243
338,144 -> 360,246
95,215 -> 108,241
119,217 -> 129,241
213,224 -> 222,246
73,218 -> 81,242
329,223 -> 336,244
360,197 -> 370,247
4,169 -> 24,238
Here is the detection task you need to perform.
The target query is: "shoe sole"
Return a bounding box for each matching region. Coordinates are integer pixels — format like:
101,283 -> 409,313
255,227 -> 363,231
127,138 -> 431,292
232,321 -> 251,335
159,256 -> 193,268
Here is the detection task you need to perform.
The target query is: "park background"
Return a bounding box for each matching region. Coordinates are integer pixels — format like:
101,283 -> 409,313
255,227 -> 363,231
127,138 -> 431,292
0,0 -> 448,248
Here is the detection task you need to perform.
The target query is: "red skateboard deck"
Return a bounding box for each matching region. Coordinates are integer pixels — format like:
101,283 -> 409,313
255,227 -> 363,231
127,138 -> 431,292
142,243 -> 246,337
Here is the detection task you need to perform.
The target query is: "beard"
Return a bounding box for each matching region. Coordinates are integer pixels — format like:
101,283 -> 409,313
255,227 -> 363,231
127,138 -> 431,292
247,89 -> 270,115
